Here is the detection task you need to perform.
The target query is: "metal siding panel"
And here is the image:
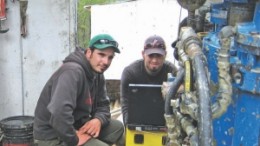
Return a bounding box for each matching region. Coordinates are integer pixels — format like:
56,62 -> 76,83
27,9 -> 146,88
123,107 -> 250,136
23,0 -> 75,115
0,0 -> 76,119
0,1 -> 23,119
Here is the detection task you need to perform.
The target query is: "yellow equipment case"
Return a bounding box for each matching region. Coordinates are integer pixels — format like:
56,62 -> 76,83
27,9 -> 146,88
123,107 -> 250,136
125,84 -> 167,146
125,124 -> 167,146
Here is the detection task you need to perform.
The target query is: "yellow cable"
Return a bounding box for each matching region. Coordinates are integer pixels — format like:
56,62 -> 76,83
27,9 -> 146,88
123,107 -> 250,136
184,60 -> 191,92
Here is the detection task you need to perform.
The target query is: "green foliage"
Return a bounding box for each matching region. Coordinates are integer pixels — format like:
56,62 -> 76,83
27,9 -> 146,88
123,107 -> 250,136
77,0 -> 116,48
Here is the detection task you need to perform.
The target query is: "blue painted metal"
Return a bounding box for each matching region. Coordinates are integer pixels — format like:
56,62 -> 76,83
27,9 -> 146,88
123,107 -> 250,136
232,2 -> 260,93
202,1 -> 260,146
232,91 -> 260,146
203,33 -> 235,146
231,3 -> 260,145
210,3 -> 228,31
225,0 -> 249,3
203,32 -> 220,84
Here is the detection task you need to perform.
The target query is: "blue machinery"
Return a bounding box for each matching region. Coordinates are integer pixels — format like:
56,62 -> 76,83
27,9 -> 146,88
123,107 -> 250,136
165,0 -> 260,145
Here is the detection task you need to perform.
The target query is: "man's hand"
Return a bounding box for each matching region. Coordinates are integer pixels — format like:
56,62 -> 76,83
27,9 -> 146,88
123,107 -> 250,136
76,131 -> 92,146
78,118 -> 101,138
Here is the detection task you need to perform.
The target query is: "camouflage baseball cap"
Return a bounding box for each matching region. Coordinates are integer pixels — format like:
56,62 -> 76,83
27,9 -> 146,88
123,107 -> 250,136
143,35 -> 166,55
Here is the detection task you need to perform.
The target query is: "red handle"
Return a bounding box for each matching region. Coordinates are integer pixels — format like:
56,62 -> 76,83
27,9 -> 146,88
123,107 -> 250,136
0,0 -> 6,20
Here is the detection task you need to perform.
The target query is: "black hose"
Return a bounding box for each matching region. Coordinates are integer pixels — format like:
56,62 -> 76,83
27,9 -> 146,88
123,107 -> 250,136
164,68 -> 184,115
193,55 -> 213,146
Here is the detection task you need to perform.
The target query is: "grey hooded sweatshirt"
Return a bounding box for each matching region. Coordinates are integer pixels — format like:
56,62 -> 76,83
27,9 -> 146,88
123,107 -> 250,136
33,48 -> 111,146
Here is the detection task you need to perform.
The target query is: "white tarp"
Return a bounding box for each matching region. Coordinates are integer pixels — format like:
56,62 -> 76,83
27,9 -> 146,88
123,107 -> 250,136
91,0 -> 187,79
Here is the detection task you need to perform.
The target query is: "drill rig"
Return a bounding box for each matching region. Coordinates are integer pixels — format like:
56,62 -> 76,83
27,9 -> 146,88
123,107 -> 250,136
164,0 -> 260,146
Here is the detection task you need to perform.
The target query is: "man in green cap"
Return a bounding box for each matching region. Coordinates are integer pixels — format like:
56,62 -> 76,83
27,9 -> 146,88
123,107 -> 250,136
33,34 -> 125,146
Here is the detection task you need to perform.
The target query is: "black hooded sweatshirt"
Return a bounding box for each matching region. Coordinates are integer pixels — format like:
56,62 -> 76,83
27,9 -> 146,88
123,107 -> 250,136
33,48 -> 111,146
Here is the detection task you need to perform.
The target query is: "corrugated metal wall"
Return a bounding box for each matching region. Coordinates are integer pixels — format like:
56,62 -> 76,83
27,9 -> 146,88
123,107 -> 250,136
0,0 -> 77,119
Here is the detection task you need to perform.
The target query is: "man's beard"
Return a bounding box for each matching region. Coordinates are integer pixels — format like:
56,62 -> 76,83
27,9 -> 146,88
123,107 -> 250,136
146,67 -> 161,76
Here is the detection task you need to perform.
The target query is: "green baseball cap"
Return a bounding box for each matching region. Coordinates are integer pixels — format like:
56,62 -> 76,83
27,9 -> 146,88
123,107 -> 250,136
89,34 -> 120,53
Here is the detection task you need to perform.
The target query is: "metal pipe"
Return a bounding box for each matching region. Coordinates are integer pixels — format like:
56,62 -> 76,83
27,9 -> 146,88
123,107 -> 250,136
179,27 -> 213,146
129,84 -> 162,88
164,114 -> 182,146
193,54 -> 213,146
180,116 -> 198,146
177,0 -> 206,12
176,0 -> 207,32
164,68 -> 184,115
164,69 -> 184,146
212,26 -> 233,119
